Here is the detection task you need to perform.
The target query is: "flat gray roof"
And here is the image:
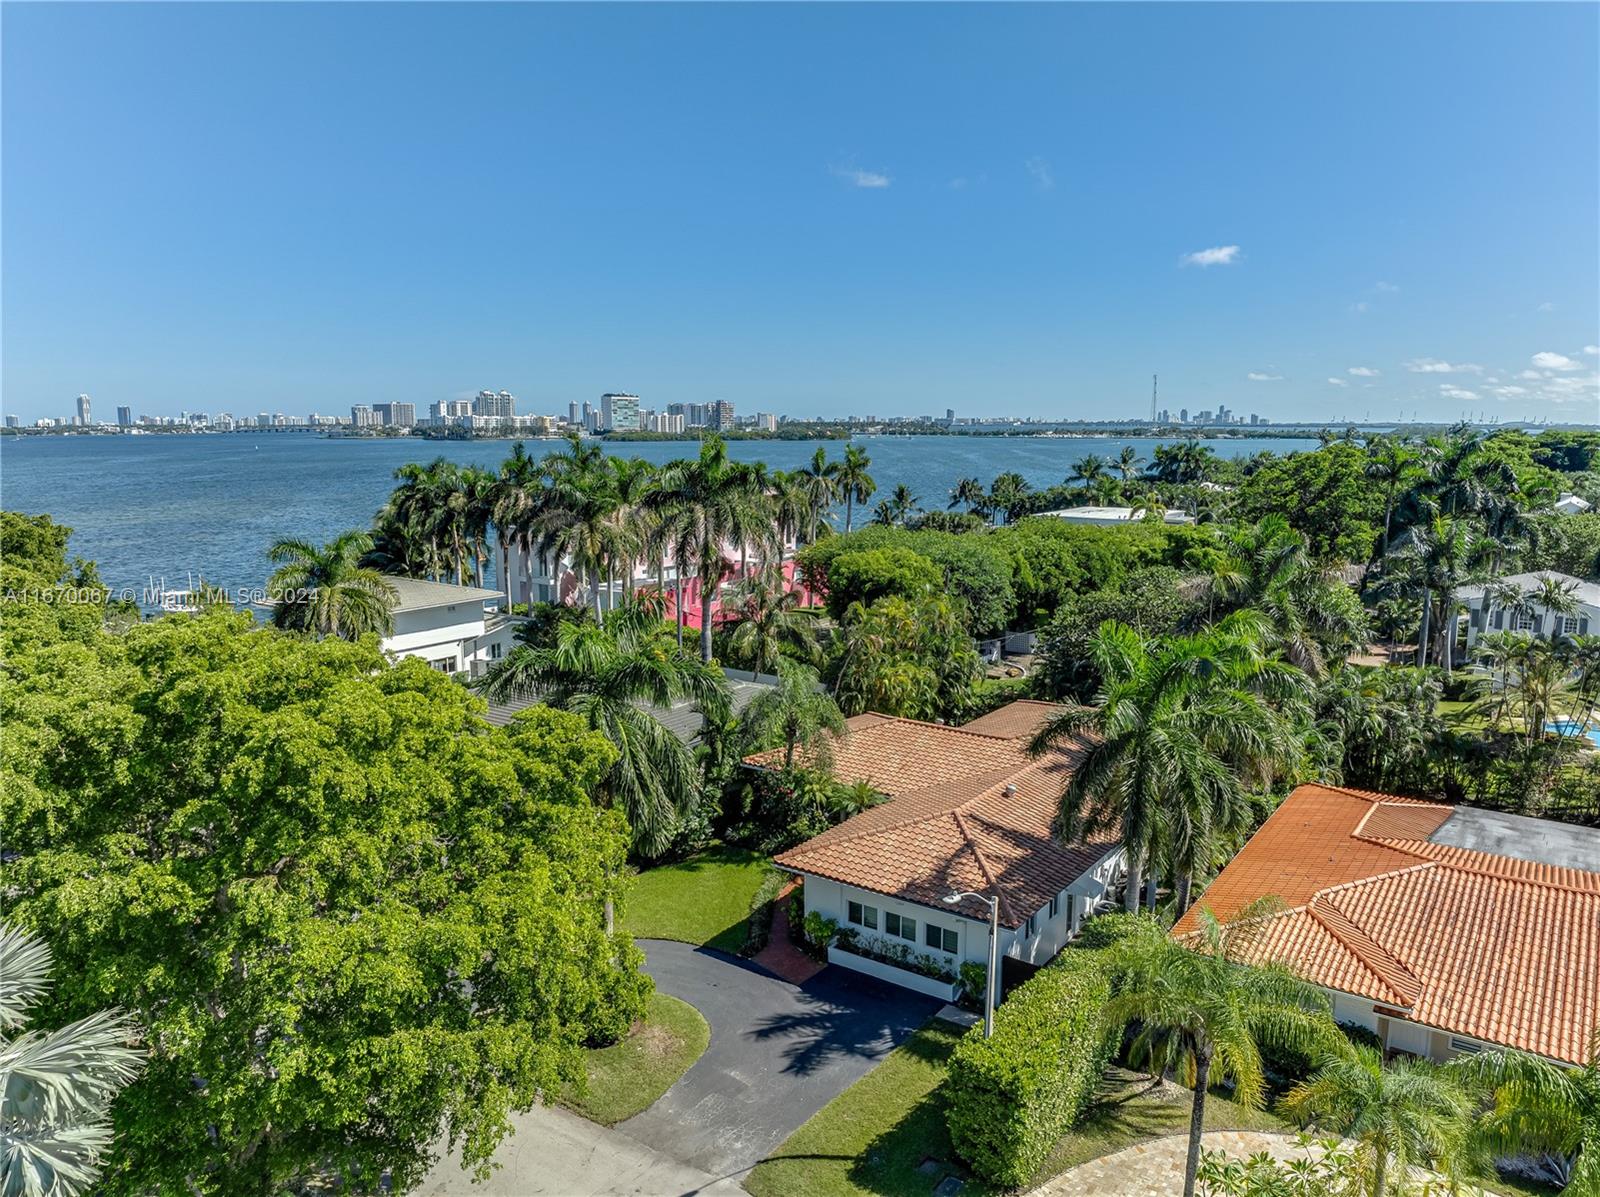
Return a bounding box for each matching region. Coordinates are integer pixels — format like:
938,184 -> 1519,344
387,576 -> 503,612
1429,806 -> 1600,873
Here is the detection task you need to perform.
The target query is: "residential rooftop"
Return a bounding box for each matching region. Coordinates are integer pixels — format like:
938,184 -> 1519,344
386,576 -> 504,612
1178,784 -> 1600,1066
755,701 -> 1113,928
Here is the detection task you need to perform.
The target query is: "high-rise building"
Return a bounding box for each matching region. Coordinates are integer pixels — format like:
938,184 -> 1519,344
351,405 -> 377,428
1179,408 -> 1189,423
709,400 -> 734,431
600,393 -> 641,432
76,394 -> 92,426
754,412 -> 777,432
4,414 -> 19,429
473,390 -> 515,419
391,402 -> 415,428
568,401 -> 581,426
116,406 -> 133,427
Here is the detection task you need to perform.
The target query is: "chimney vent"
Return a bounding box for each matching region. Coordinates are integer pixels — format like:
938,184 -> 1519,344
1004,783 -> 1018,797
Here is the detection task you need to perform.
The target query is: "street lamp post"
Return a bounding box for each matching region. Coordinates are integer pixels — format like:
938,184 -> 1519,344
943,890 -> 1000,1038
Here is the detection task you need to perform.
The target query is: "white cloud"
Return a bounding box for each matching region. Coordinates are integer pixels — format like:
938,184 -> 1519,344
1180,245 -> 1241,268
1374,281 -> 1400,293
1585,345 -> 1600,356
1347,366 -> 1380,377
1517,369 -> 1544,381
831,165 -> 890,189
1490,386 -> 1529,399
1327,377 -> 1349,387
1349,301 -> 1370,315
1536,301 -> 1556,313
1025,156 -> 1055,191
1532,351 -> 1581,371
1404,358 -> 1482,375
1440,385 -> 1480,402
1247,372 -> 1283,382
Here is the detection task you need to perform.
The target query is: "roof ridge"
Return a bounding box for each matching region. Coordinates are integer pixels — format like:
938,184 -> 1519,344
953,809 -> 1017,923
778,764 -> 1026,857
1308,894 -> 1424,1009
873,712 -> 1031,743
1393,840 -> 1600,895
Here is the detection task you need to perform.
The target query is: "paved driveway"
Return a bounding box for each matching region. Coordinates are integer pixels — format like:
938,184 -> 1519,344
620,939 -> 942,1178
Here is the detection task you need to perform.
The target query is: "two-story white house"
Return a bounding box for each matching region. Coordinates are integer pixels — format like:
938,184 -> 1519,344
380,577 -> 514,677
753,700 -> 1125,1001
1455,570 -> 1600,657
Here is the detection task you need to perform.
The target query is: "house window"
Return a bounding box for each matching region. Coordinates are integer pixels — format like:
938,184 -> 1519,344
1066,893 -> 1077,929
884,912 -> 916,942
489,642 -> 503,660
1561,615 -> 1580,635
1023,914 -> 1037,938
923,922 -> 958,954
1049,894 -> 1060,919
430,658 -> 457,673
847,901 -> 878,930
1448,1037 -> 1482,1054
1515,609 -> 1536,632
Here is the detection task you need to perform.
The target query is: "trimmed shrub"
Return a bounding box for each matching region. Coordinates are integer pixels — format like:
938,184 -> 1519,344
739,868 -> 787,958
945,948 -> 1120,1187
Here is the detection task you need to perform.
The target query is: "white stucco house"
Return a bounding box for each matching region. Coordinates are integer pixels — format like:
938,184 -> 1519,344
1455,570 -> 1600,657
755,700 -> 1125,1000
1038,505 -> 1194,527
1555,493 -> 1593,516
379,576 -> 514,677
1181,784 -> 1599,1070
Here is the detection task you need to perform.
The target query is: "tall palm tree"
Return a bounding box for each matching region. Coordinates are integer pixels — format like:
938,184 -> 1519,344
608,457 -> 659,601
1115,445 -> 1145,482
835,444 -> 876,532
1109,912 -> 1333,1197
1449,1035 -> 1600,1197
491,441 -> 540,607
767,470 -> 811,565
1364,435 -> 1417,572
650,435 -> 764,662
948,476 -> 988,517
267,530 -> 398,639
1283,1046 -> 1476,1197
886,483 -> 920,525
738,660 -> 845,771
1392,515 -> 1489,675
1028,617 -> 1306,914
726,564 -> 817,681
794,447 -> 839,543
1068,454 -> 1109,490
458,464 -> 497,588
0,924 -> 143,1197
531,455 -> 623,620
987,472 -> 1030,524
477,596 -> 731,859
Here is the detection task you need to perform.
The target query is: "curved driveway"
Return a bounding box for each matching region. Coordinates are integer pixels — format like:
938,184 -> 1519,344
619,939 -> 942,1179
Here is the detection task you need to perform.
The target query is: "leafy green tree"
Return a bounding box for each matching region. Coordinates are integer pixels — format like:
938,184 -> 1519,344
4,607 -> 649,1195
835,444 -> 876,532
267,529 -> 398,639
1233,443 -> 1383,563
822,548 -> 942,619
0,925 -> 143,1197
479,596 -> 731,858
1283,1046 -> 1476,1197
1030,617 -> 1306,913
726,564 -> 818,681
1449,1037 -> 1600,1197
831,593 -> 980,721
1108,912 -> 1335,1197
1033,567 -> 1194,701
739,660 -> 845,771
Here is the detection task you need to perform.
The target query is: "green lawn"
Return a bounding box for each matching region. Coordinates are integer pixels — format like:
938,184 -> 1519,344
620,845 -> 775,954
745,1028 -> 1287,1197
561,992 -> 709,1126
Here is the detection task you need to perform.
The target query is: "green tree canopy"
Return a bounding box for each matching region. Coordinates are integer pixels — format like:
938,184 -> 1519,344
4,577 -> 650,1195
1233,443 -> 1384,564
821,547 -> 942,619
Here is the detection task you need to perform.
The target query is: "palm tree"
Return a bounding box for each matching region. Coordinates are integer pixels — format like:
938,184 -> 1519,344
491,441 -> 540,606
267,530 -> 398,639
1068,454 -> 1109,490
1283,1046 -> 1475,1197
1115,445 -> 1145,482
0,924 -> 143,1197
835,444 -> 876,532
726,564 -> 817,681
650,435 -> 764,662
458,464 -> 497,588
795,448 -> 839,543
948,476 -> 988,517
1109,912 -> 1334,1197
987,472 -> 1031,524
1392,515 -> 1489,675
532,453 -> 624,620
477,595 -> 731,859
886,483 -> 920,525
739,660 -> 845,771
1028,617 -> 1306,914
1364,435 -> 1417,572
1449,1035 -> 1600,1197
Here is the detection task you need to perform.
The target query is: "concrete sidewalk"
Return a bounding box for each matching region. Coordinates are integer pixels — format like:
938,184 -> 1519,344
415,1102 -> 746,1197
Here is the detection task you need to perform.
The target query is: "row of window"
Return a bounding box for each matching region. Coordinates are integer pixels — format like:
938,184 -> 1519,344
1495,609 -> 1583,634
846,901 -> 959,953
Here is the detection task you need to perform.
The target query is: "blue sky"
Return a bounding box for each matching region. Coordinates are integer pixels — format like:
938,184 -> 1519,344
4,3 -> 1597,425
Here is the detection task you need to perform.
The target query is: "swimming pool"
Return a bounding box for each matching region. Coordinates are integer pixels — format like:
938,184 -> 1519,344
1546,718 -> 1600,747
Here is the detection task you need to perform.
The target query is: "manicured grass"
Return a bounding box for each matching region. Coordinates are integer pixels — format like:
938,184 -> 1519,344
746,1035 -> 1289,1197
620,845 -> 775,954
561,992 -> 709,1126
745,1017 -> 970,1197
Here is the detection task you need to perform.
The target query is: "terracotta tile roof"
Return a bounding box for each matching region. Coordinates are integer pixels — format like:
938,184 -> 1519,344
760,701 -> 1115,928
956,699 -> 1062,740
1179,784 -> 1600,1066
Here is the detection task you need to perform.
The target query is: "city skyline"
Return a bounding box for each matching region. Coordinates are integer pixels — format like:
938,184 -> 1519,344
3,4 -> 1597,424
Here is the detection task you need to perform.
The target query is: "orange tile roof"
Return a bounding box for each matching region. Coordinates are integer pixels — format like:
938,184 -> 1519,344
1179,784 -> 1600,1066
758,701 -> 1114,928
956,699 -> 1062,740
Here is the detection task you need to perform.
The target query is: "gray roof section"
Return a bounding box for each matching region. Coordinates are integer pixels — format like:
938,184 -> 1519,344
386,576 -> 503,613
481,671 -> 773,745
1429,806 -> 1600,873
1455,571 -> 1600,608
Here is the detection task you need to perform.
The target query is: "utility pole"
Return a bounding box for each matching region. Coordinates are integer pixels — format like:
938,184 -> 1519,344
1150,374 -> 1158,423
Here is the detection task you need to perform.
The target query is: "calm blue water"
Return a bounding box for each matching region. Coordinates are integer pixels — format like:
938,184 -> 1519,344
1546,719 -> 1600,747
0,433 -> 1312,596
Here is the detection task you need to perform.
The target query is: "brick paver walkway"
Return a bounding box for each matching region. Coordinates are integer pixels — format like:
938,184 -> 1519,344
752,879 -> 825,985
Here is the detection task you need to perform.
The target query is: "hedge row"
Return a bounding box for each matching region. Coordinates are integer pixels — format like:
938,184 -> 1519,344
944,947 -> 1120,1187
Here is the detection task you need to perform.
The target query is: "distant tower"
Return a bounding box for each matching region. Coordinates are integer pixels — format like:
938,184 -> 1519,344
76,394 -> 92,426
1150,375 -> 1158,424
